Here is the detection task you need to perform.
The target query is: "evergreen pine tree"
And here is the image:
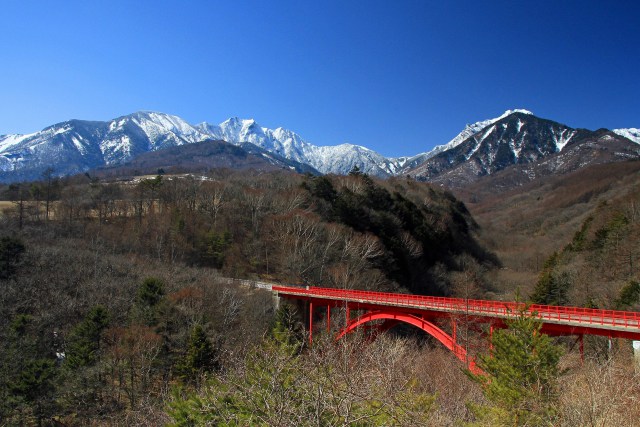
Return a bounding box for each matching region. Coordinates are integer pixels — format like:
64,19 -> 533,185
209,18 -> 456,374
134,277 -> 165,325
64,305 -> 110,369
1,314 -> 58,424
176,324 -> 218,384
270,303 -> 303,349
615,280 -> 640,309
468,309 -> 563,426
530,252 -> 571,306
60,306 -> 110,418
0,236 -> 26,280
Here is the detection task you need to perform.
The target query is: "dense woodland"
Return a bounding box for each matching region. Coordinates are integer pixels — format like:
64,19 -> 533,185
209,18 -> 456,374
0,166 -> 639,425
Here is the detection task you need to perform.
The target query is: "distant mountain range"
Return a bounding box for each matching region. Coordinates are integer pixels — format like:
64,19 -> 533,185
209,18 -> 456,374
94,138 -> 321,179
1,110 -> 638,185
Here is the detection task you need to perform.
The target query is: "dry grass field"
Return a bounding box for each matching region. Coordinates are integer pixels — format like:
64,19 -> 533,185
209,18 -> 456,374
0,201 -> 14,217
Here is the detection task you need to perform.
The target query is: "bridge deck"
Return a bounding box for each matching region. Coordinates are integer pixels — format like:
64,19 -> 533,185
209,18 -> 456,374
273,285 -> 640,340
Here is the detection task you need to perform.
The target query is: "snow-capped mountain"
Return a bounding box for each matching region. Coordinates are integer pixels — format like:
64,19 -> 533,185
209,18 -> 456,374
393,109 -> 536,173
197,118 -> 398,176
0,112 -> 215,182
405,111 -> 640,186
0,109 -> 638,184
0,119 -> 108,182
433,109 -> 534,155
0,112 -> 400,182
100,112 -> 209,164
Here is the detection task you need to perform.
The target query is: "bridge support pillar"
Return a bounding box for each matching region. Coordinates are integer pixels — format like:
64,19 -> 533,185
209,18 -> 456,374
579,335 -> 584,364
309,301 -> 314,345
489,325 -> 494,354
633,341 -> 640,372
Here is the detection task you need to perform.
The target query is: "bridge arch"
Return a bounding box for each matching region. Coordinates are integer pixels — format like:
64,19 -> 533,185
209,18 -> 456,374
336,310 -> 481,374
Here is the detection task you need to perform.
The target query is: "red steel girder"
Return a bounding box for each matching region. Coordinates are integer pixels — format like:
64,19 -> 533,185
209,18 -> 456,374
336,310 -> 481,375
273,285 -> 640,341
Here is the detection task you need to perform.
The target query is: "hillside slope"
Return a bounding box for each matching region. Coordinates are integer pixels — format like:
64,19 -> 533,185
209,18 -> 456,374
458,159 -> 640,307
93,139 -> 320,178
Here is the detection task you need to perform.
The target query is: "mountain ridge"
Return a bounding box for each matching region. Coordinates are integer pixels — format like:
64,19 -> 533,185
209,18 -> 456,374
1,110 -> 638,184
404,112 -> 640,187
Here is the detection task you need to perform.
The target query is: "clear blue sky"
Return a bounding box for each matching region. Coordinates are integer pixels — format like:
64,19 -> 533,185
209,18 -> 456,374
1,0 -> 638,157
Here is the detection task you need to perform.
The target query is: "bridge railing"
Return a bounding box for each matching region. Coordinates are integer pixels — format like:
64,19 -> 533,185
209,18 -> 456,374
273,285 -> 640,330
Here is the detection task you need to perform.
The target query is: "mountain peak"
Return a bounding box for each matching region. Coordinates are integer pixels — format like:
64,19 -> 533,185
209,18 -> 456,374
2,109 -> 637,185
219,117 -> 261,130
242,118 -> 260,128
221,117 -> 239,125
417,109 -> 536,160
499,109 -> 534,119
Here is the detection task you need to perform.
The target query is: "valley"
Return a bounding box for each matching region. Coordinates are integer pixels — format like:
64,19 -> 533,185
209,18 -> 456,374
1,110 -> 639,425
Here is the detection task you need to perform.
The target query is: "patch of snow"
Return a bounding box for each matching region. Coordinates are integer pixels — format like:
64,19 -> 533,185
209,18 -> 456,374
552,128 -> 576,151
54,125 -> 71,136
101,135 -> 133,164
71,135 -> 86,155
465,125 -> 496,161
510,131 -> 527,158
509,138 -> 520,158
613,128 -> 640,144
0,133 -> 37,152
132,112 -> 203,146
197,117 -> 396,176
479,125 -> 496,143
499,108 -> 534,118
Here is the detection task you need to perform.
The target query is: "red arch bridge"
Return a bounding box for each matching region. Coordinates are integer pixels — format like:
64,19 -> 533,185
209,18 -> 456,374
272,285 -> 640,374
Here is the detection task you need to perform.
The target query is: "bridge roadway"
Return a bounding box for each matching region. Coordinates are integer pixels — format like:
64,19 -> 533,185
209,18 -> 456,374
272,285 -> 640,341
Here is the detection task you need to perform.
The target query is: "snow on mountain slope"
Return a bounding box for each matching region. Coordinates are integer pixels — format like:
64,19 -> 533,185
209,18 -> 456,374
0,119 -> 109,182
1,108 -> 636,184
0,132 -> 39,152
435,109 -> 534,156
0,109 -> 543,180
198,118 -> 311,161
304,143 -> 398,176
198,118 -> 397,176
100,112 -> 209,164
613,128 -> 640,144
394,109 -> 535,174
0,111 -> 396,180
405,110 -> 640,186
0,112 -> 213,180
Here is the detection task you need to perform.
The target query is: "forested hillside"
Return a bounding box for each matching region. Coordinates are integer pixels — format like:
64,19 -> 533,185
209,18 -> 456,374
0,170 -> 492,424
461,160 -> 640,311
1,168 -> 638,425
3,170 -> 494,294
